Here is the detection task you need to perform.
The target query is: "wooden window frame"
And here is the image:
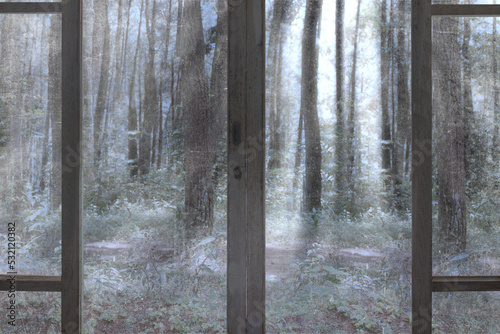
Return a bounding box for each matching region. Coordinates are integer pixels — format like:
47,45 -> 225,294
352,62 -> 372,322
6,1 -> 500,333
0,1 -> 82,333
411,2 -> 500,333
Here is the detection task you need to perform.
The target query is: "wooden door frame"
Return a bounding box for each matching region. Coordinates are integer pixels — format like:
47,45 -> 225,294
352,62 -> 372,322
0,1 -> 82,333
411,2 -> 500,333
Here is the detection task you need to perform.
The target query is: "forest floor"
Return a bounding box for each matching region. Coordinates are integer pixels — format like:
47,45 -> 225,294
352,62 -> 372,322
82,240 -> 412,333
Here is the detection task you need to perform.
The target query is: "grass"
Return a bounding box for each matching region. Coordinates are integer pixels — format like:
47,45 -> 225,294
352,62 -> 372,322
1,171 -> 499,333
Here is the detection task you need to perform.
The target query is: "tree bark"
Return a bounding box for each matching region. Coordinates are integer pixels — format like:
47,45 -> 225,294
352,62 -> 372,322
434,2 -> 467,253
346,0 -> 362,214
492,15 -> 500,165
267,0 -> 289,170
301,0 -> 323,213
128,0 -> 144,177
334,0 -> 347,213
182,0 -> 213,240
380,0 -> 392,193
48,15 -> 62,212
392,0 -> 410,211
462,15 -> 473,182
209,0 -> 228,187
93,0 -> 111,189
139,0 -> 159,176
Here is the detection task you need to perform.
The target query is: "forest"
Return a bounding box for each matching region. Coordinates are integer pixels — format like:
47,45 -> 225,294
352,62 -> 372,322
0,0 -> 499,333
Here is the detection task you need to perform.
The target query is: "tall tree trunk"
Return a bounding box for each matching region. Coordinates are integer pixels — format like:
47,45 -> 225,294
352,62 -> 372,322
182,0 -> 213,240
347,0 -> 362,215
128,0 -> 144,177
267,0 -> 289,170
301,0 -> 323,214
493,15 -> 500,165
209,0 -> 228,187
380,0 -> 392,194
334,0 -> 347,213
111,0 -> 125,122
93,0 -> 111,189
139,0 -> 159,176
157,0 -> 173,170
392,0 -> 410,211
462,15 -> 473,182
434,1 -> 467,254
48,15 -> 62,212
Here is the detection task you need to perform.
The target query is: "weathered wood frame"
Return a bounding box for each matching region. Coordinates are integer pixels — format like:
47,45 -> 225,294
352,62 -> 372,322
412,2 -> 500,333
0,2 -> 82,333
227,0 -> 266,333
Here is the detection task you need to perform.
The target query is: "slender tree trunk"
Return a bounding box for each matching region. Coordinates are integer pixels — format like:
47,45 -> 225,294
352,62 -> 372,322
292,108 -> 304,210
267,0 -> 289,170
462,15 -> 473,182
157,0 -> 173,170
493,15 -> 500,165
128,0 -> 144,177
434,1 -> 467,253
111,0 -> 125,121
380,0 -> 392,194
49,15 -> 62,211
347,0 -> 362,215
139,0 -> 159,176
301,0 -> 323,214
334,0 -> 347,213
182,0 -> 213,240
392,0 -> 410,211
39,109 -> 50,191
209,0 -> 228,187
93,0 -> 111,189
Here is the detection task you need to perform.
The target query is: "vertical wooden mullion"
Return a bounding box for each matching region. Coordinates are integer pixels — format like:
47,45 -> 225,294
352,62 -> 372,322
228,0 -> 248,332
228,0 -> 266,333
246,0 -> 265,333
61,0 -> 82,333
411,1 -> 432,333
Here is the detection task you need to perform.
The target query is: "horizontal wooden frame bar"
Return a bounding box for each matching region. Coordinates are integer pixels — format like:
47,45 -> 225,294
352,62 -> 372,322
432,4 -> 500,16
433,276 -> 500,292
0,275 -> 61,292
0,2 -> 61,13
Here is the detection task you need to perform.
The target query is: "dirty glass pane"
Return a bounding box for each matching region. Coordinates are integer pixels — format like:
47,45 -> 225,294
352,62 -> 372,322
432,17 -> 500,276
433,291 -> 500,333
265,1 -> 412,332
81,1 -> 227,332
0,291 -> 60,333
0,14 -> 61,276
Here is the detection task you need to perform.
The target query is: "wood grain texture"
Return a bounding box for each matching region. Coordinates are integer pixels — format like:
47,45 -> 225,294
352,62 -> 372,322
432,4 -> 500,16
245,0 -> 265,333
227,0 -> 265,332
433,276 -> 500,292
61,0 -> 82,333
227,0 -> 248,332
411,0 -> 433,333
0,275 -> 61,291
0,3 -> 61,13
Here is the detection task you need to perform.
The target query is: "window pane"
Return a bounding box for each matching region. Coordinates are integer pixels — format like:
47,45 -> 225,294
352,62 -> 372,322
82,0 -> 227,332
432,17 -> 500,276
434,291 -> 500,333
265,1 -> 411,332
0,291 -> 60,333
0,14 -> 61,276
